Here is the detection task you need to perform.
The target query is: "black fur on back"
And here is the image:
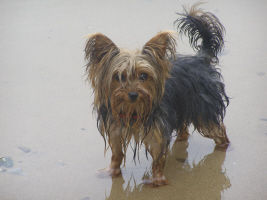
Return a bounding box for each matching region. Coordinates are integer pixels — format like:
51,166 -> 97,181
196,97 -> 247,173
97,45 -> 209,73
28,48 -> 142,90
161,56 -> 229,131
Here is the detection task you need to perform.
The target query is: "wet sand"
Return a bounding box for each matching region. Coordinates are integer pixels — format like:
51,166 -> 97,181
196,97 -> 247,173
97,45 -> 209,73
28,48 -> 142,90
0,0 -> 267,199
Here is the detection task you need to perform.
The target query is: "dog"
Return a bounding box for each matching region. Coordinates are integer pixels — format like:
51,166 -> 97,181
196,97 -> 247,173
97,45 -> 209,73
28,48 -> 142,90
84,4 -> 230,186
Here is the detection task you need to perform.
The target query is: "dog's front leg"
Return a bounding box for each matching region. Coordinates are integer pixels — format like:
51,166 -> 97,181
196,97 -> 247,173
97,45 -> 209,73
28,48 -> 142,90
107,123 -> 124,177
144,131 -> 168,186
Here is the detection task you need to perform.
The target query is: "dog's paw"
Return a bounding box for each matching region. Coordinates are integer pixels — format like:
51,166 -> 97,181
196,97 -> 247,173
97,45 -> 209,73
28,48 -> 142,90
152,175 -> 168,187
215,142 -> 230,152
107,167 -> 121,177
97,167 -> 121,178
143,175 -> 168,187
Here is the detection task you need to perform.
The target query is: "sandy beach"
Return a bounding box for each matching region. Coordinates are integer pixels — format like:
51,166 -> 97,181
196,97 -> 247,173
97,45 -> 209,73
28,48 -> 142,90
0,0 -> 267,199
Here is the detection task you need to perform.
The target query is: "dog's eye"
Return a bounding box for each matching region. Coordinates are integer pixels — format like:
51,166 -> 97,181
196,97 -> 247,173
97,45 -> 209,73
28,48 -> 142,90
114,74 -> 126,82
121,74 -> 126,82
114,74 -> 120,81
139,73 -> 148,81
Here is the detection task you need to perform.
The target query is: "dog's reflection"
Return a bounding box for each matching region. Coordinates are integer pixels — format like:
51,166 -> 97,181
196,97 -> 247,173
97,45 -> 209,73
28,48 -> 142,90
105,140 -> 231,200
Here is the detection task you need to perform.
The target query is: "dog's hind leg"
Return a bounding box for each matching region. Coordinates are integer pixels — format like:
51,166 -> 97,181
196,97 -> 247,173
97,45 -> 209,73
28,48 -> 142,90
175,124 -> 190,142
198,122 -> 230,150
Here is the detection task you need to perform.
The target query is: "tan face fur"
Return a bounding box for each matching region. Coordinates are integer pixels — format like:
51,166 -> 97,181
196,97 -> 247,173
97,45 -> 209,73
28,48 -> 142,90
85,31 -> 176,127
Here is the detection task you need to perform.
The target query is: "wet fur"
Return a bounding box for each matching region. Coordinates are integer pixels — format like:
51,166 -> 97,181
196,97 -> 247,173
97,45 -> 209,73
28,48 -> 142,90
84,4 -> 230,186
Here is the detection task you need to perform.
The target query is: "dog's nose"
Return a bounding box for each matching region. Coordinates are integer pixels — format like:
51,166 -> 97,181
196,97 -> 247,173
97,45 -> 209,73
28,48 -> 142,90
128,92 -> 138,101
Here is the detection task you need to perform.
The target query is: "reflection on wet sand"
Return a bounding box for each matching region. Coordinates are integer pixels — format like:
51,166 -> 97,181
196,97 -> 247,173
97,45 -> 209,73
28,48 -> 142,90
106,140 -> 231,200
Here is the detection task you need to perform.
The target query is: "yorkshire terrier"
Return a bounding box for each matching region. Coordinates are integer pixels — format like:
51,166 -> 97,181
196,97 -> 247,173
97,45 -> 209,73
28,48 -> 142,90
84,4 -> 230,186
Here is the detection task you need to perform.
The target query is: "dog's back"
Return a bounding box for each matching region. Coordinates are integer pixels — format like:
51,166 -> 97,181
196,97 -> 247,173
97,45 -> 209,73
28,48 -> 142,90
161,4 -> 229,134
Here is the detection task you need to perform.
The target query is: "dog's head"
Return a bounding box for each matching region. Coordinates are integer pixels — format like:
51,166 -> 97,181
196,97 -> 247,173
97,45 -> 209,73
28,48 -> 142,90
85,32 -> 176,126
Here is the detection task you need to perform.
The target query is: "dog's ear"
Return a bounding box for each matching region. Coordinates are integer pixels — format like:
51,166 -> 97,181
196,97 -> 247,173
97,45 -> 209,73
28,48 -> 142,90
142,31 -> 176,62
84,33 -> 119,87
142,31 -> 176,102
85,33 -> 119,64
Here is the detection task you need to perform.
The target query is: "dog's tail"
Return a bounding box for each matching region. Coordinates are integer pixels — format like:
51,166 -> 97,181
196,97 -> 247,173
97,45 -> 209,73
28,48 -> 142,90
175,3 -> 225,64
